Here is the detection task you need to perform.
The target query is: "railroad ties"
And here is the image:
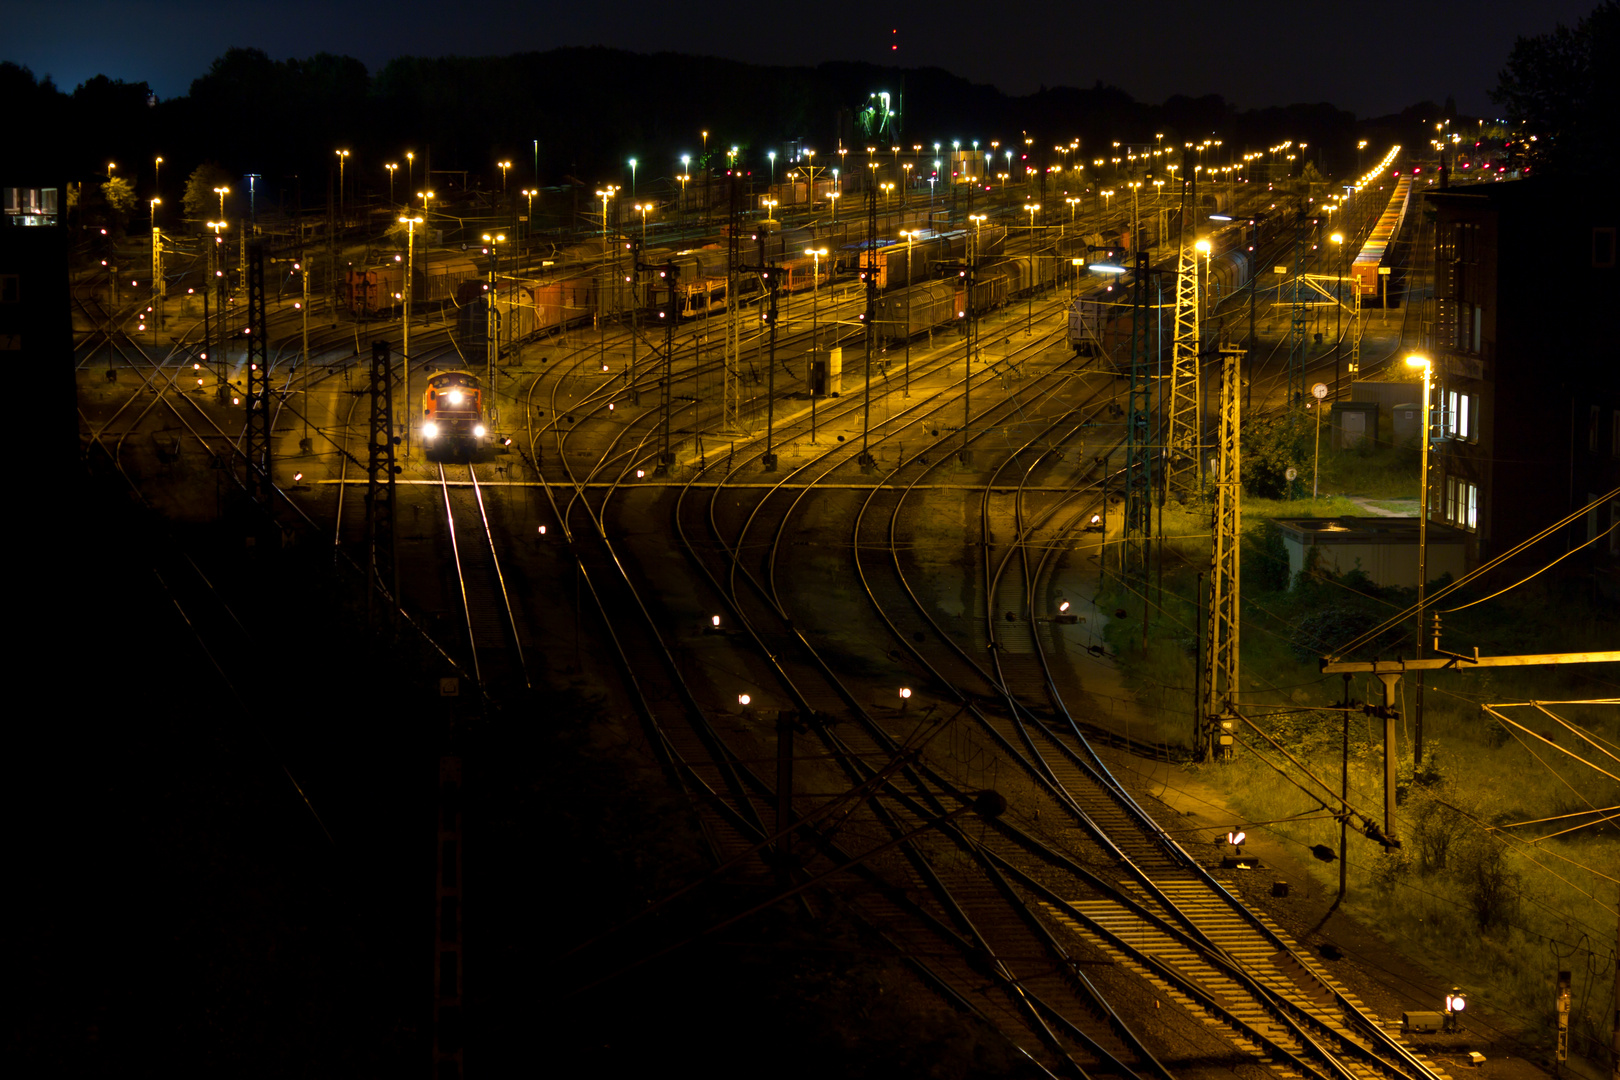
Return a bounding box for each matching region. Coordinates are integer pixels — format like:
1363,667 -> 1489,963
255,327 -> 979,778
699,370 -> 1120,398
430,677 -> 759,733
1048,880 -> 1455,1080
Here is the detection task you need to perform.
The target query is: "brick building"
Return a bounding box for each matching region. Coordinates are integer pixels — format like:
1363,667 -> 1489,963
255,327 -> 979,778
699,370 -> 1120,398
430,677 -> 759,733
1423,177 -> 1618,591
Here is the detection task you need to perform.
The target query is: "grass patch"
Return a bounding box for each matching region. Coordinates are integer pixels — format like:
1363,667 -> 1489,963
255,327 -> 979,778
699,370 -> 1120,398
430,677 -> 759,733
1093,474 -> 1620,1068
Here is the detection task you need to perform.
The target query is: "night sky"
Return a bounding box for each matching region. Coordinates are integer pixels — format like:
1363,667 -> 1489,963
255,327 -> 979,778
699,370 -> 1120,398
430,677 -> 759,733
6,0 -> 1598,119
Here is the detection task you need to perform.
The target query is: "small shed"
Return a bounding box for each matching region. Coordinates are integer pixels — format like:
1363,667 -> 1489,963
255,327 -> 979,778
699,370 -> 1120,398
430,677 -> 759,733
1332,401 -> 1378,450
1392,402 -> 1424,445
1274,516 -> 1467,588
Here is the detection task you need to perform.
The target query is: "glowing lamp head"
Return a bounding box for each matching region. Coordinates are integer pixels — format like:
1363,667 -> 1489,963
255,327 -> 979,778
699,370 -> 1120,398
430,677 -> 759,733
448,389 -> 463,405
899,687 -> 912,699
1228,831 -> 1247,846
423,422 -> 439,439
738,694 -> 751,707
1405,353 -> 1431,370
473,424 -> 487,438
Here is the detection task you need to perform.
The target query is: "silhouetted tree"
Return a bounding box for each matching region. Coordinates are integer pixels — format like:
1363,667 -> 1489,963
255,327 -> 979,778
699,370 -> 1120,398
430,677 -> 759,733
1491,0 -> 1619,173
100,176 -> 136,228
182,163 -> 235,224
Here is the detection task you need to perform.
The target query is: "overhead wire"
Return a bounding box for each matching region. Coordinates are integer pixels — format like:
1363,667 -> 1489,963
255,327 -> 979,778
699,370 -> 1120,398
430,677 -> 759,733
1526,702 -> 1620,762
1441,518 -> 1620,612
1331,485 -> 1620,657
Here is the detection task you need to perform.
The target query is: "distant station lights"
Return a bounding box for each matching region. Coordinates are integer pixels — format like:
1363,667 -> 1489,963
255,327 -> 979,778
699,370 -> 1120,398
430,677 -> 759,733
1353,145 -> 1402,190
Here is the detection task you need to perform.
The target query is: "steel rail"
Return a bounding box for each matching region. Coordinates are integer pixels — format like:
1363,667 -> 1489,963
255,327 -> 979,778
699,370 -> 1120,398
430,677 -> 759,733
466,463 -> 531,690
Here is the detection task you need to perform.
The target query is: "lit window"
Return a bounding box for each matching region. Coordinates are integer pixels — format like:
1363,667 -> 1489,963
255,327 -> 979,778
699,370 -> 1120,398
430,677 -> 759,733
1465,483 -> 1478,530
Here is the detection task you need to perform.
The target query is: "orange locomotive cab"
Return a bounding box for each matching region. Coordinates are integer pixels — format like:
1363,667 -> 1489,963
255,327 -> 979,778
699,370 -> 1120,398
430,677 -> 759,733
421,370 -> 488,456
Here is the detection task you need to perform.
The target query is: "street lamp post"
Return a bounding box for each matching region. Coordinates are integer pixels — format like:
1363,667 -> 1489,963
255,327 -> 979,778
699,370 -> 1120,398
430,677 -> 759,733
214,185 -> 230,220
1024,204 -> 1041,334
400,215 -> 424,459
521,189 -> 537,240
635,202 -> 650,244
768,151 -> 776,187
1331,232 -> 1346,398
336,150 -> 349,215
385,162 -> 398,204
406,151 -> 414,195
481,232 -> 504,388
206,220 -> 228,397
499,160 -> 512,190
806,246 -> 827,441
628,158 -> 637,198
1405,353 -> 1433,767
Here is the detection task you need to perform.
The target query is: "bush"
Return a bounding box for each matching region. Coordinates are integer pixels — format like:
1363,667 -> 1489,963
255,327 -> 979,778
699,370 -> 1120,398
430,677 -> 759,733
1407,790 -> 1469,874
1451,833 -> 1520,929
1242,411 -> 1312,499
1245,519 -> 1292,593
1289,603 -> 1380,661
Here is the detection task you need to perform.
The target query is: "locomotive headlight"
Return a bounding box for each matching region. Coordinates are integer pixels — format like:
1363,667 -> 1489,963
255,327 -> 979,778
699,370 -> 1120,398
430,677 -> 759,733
423,422 -> 439,439
449,390 -> 463,405
473,425 -> 487,438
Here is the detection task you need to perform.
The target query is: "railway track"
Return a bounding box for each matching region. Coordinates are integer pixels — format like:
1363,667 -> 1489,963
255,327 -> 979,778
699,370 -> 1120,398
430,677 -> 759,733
534,280 -> 1462,1077
433,462 -> 532,694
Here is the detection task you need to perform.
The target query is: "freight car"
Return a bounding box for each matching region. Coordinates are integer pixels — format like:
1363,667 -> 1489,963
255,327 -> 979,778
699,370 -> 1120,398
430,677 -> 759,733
346,252 -> 481,317
1350,174 -> 1412,299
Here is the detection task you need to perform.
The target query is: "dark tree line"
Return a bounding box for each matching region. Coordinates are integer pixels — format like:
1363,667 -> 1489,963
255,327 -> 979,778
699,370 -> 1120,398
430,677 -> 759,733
1491,0 -> 1619,174
14,45 -> 1470,219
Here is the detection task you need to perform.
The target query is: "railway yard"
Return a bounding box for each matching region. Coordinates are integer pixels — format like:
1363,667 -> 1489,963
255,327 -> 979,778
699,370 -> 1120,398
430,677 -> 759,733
65,158 -> 1563,1079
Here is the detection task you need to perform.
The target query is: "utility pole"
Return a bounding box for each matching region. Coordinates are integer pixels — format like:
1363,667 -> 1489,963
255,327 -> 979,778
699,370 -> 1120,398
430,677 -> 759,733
1168,168 -> 1201,504
1320,649 -> 1620,848
628,239 -> 640,404
722,177 -> 742,433
202,238 -> 216,402
657,261 -> 678,471
366,340 -> 400,618
399,214 -> 423,459
859,177 -> 877,469
1201,346 -> 1245,759
299,253 -> 311,453
1124,252 -> 1153,581
752,232 -> 781,470
244,238 -> 272,501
